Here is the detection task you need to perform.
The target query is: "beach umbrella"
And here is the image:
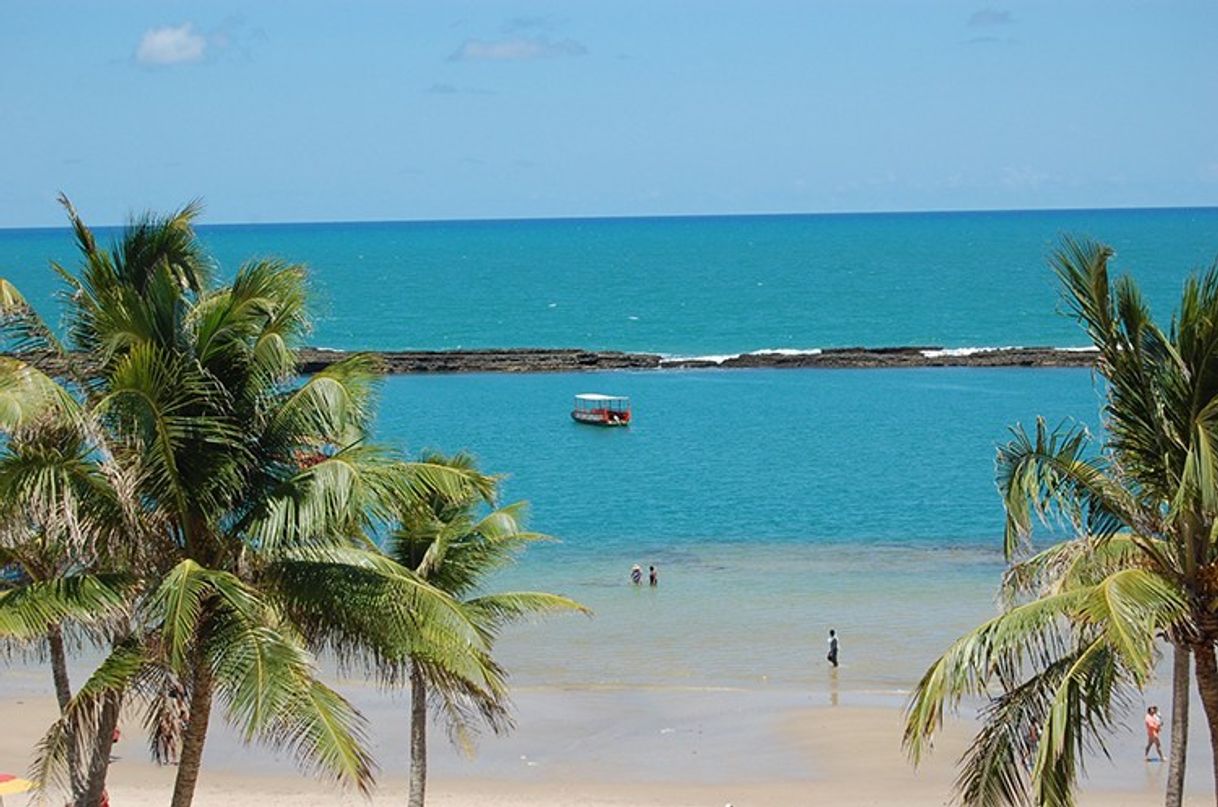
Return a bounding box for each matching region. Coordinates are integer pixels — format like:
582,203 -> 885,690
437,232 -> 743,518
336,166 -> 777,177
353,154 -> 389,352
0,773 -> 33,805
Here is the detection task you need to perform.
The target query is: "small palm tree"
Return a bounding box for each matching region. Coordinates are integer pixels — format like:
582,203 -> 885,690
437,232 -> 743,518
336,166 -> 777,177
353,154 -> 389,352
387,452 -> 588,807
904,238 -> 1218,807
0,198 -> 497,807
0,415 -> 130,805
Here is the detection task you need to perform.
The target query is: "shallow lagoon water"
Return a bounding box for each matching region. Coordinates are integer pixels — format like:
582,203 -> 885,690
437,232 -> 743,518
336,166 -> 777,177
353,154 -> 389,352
376,367 -> 1101,690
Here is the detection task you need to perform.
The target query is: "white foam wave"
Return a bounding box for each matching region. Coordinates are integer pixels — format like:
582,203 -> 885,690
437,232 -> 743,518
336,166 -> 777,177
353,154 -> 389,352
1056,346 -> 1100,352
661,354 -> 740,365
747,348 -> 823,357
919,346 -> 1019,358
660,347 -> 826,365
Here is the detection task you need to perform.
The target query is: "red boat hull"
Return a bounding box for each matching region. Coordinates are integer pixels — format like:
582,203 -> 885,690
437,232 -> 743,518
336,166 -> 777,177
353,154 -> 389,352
571,408 -> 631,426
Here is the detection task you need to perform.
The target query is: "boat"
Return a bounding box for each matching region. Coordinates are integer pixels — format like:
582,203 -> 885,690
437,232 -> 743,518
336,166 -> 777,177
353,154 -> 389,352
571,393 -> 631,427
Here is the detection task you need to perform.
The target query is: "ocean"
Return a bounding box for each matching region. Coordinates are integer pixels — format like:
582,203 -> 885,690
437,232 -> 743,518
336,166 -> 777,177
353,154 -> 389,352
0,207 -> 1214,695
1,207 -> 1215,355
378,367 -> 1099,691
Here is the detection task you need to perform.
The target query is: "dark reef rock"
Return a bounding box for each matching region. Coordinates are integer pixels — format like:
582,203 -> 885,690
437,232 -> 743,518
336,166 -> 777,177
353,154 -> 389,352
7,346 -> 1096,378
295,346 -> 1097,374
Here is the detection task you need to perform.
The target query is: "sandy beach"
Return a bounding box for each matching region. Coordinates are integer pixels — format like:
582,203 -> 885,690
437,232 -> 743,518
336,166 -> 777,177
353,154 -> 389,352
0,684 -> 1210,806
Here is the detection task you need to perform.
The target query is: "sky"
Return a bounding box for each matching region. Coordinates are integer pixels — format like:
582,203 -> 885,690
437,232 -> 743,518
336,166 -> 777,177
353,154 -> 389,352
1,1 -> 1216,227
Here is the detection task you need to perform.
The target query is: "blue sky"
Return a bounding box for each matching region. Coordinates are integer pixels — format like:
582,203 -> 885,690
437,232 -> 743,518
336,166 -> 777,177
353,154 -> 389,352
1,1 -> 1215,227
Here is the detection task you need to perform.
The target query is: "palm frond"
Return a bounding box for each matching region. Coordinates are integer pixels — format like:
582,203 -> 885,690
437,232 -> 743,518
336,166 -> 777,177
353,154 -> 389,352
30,640 -> 145,794
0,575 -> 129,641
997,419 -> 1153,564
462,591 -> 590,634
144,559 -> 213,672
0,358 -> 81,433
261,549 -> 492,687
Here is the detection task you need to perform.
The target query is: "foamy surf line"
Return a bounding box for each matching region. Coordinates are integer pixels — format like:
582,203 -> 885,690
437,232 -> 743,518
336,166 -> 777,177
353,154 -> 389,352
659,348 -> 825,365
918,345 -> 1099,358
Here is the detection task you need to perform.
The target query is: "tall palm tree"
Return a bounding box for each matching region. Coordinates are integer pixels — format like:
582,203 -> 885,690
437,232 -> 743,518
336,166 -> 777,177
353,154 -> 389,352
903,238 -> 1218,807
388,452 -> 588,807
0,198 -> 497,807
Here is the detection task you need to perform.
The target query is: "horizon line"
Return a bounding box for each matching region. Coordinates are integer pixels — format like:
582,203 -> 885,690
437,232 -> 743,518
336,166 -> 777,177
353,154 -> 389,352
2,201 -> 1216,233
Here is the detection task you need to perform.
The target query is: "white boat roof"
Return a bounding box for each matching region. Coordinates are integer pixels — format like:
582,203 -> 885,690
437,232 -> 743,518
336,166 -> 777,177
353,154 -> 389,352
575,393 -> 628,401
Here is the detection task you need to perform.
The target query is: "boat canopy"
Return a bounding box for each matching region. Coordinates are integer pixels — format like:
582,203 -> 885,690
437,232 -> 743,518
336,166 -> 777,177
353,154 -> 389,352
574,393 -> 627,402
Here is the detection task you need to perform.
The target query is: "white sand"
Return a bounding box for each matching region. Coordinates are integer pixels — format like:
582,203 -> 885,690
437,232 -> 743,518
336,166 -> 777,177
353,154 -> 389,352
0,693 -> 1210,805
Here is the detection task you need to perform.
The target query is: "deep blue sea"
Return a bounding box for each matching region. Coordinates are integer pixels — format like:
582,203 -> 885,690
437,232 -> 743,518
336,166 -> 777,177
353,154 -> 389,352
1,208 -> 1214,688
1,208 -> 1215,355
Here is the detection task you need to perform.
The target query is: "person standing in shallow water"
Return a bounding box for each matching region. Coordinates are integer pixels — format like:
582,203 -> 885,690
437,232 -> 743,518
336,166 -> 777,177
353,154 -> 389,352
630,564 -> 642,585
1145,705 -> 1163,761
649,565 -> 658,586
827,629 -> 839,667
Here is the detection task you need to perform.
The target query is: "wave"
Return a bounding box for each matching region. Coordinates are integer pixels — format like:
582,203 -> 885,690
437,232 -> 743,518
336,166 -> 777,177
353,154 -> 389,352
919,346 -> 1016,358
920,345 -> 1100,358
660,347 -> 825,365
747,348 -> 824,357
660,353 -> 740,365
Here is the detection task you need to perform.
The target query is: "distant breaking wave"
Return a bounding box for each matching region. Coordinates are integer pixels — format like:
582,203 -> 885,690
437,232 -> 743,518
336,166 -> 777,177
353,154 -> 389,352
919,345 -> 1100,359
660,345 -> 1101,364
919,346 -> 1017,358
660,348 -> 824,365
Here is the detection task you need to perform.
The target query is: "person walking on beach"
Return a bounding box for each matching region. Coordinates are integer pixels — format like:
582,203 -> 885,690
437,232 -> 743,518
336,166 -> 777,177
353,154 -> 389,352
649,565 -> 658,586
827,629 -> 839,668
1145,705 -> 1164,761
630,564 -> 643,585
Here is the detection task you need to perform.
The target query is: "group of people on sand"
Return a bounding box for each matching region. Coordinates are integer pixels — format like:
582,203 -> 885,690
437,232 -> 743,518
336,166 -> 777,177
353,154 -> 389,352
629,564 -> 659,586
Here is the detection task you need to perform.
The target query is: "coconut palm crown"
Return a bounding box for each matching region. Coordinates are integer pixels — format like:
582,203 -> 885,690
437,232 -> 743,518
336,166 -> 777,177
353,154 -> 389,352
388,451 -> 588,807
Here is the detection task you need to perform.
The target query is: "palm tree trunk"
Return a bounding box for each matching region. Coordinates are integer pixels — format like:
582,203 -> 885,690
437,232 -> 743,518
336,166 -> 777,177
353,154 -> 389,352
1166,643 -> 1191,807
170,661 -> 215,807
48,624 -> 73,711
1191,642 -> 1218,805
408,663 -> 428,807
47,624 -> 86,804
80,691 -> 121,807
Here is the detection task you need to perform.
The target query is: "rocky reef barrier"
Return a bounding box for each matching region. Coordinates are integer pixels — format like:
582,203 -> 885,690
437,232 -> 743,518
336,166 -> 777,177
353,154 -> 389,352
295,346 -> 1097,374
9,346 -> 1097,377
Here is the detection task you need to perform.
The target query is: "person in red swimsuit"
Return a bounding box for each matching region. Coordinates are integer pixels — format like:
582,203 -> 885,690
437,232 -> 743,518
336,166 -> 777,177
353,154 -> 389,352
1144,705 -> 1163,761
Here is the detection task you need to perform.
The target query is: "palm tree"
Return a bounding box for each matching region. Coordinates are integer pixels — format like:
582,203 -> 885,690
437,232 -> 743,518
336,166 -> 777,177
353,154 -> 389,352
0,415 -> 130,805
904,237 -> 1218,807
0,198 -> 497,806
387,452 -> 588,807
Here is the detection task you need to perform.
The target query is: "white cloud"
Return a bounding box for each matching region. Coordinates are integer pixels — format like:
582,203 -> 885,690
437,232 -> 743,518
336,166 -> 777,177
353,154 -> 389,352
449,37 -> 586,62
136,23 -> 207,66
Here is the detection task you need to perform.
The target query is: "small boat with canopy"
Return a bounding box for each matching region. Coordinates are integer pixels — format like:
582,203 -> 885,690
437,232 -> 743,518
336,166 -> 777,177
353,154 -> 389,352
571,393 -> 631,427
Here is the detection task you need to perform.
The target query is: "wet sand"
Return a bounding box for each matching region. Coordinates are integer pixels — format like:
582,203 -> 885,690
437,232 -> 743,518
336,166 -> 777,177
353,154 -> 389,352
0,684 -> 1209,806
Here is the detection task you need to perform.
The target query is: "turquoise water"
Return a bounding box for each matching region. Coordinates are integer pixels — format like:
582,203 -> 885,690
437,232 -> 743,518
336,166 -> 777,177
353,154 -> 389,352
375,368 -> 1101,688
0,208 -> 1215,354
378,368 -> 1100,550
0,209 -> 1210,690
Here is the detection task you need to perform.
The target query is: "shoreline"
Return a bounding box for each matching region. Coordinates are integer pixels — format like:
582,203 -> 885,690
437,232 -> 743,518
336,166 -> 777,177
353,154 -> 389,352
1,690 -> 1205,806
